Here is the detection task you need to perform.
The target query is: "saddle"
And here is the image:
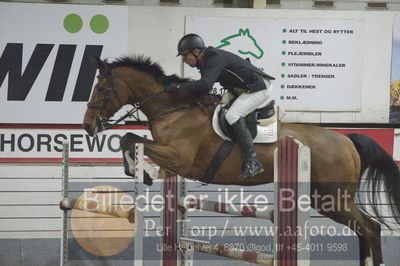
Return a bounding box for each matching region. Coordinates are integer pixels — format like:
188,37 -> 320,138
217,100 -> 276,142
201,99 -> 277,183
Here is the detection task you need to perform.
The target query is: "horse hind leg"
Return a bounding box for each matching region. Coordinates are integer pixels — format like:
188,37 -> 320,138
321,201 -> 383,266
358,210 -> 383,266
356,232 -> 372,266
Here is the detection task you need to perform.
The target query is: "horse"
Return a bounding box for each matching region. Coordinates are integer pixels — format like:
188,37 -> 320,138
216,28 -> 264,59
83,55 -> 400,266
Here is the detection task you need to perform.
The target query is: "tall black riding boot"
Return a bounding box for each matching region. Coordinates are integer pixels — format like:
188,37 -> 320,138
230,118 -> 264,179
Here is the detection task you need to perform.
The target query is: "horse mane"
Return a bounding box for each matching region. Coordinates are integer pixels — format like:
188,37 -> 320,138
108,55 -> 215,108
109,55 -> 190,86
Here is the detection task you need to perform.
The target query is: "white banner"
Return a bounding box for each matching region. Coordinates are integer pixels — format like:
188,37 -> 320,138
0,3 -> 128,124
0,126 -> 150,162
185,16 -> 364,111
393,129 -> 400,161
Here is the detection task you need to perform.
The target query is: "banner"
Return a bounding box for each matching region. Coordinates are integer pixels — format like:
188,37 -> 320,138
185,16 -> 364,111
390,14 -> 400,123
0,3 -> 128,124
0,125 -> 149,162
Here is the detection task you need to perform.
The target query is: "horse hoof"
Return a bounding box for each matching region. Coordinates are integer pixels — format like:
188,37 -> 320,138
144,172 -> 153,186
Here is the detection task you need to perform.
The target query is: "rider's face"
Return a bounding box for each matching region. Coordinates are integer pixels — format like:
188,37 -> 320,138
182,52 -> 197,68
182,49 -> 202,68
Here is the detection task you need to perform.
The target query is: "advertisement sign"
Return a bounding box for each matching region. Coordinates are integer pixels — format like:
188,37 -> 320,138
0,3 -> 128,124
185,16 -> 364,111
0,125 -> 149,162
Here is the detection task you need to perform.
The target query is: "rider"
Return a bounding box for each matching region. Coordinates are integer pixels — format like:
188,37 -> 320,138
166,33 -> 275,179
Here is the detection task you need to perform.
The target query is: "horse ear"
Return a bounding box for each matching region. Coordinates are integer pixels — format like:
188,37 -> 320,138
91,57 -> 107,74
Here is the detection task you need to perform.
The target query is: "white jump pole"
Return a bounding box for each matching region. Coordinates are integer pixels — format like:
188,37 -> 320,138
134,143 -> 144,266
178,197 -> 273,221
60,140 -> 69,266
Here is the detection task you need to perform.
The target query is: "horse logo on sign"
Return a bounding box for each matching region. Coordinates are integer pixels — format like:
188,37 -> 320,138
216,28 -> 264,59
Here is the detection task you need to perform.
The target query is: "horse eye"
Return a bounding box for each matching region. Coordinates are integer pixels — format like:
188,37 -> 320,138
98,87 -> 105,92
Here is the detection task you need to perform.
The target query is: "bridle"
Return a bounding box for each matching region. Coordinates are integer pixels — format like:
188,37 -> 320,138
87,69 -> 166,130
87,69 -> 217,130
86,71 -> 121,119
86,70 -> 129,130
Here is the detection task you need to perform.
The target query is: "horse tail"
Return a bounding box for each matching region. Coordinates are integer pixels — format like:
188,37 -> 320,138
347,133 -> 400,227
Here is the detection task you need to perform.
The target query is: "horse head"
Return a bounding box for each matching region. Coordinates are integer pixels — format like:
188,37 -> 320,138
83,57 -> 132,136
83,56 -> 195,136
216,28 -> 264,59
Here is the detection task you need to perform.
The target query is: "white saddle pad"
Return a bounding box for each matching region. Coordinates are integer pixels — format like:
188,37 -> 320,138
212,105 -> 278,143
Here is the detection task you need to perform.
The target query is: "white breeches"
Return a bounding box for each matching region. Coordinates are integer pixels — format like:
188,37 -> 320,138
225,79 -> 273,125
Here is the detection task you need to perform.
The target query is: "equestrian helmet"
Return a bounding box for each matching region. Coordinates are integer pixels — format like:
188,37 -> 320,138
177,33 -> 205,56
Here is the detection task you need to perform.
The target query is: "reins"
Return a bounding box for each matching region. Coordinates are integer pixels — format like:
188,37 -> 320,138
87,70 -> 217,129
148,101 -> 216,121
104,88 -> 168,128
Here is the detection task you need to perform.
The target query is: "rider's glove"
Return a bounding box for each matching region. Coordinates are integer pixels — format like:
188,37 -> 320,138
221,91 -> 234,105
166,83 -> 181,93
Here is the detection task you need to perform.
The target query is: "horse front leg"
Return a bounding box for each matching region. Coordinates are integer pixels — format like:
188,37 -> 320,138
120,133 -> 185,184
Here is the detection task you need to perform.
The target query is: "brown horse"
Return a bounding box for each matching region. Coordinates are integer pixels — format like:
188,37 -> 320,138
83,56 -> 400,266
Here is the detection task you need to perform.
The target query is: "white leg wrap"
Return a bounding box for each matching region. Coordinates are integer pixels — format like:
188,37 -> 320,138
364,257 -> 374,266
124,150 -> 136,175
143,161 -> 159,180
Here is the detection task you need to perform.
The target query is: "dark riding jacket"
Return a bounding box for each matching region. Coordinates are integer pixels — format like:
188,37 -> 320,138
178,47 -> 275,93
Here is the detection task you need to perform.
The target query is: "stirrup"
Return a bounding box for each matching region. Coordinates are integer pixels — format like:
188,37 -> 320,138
239,160 -> 264,179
